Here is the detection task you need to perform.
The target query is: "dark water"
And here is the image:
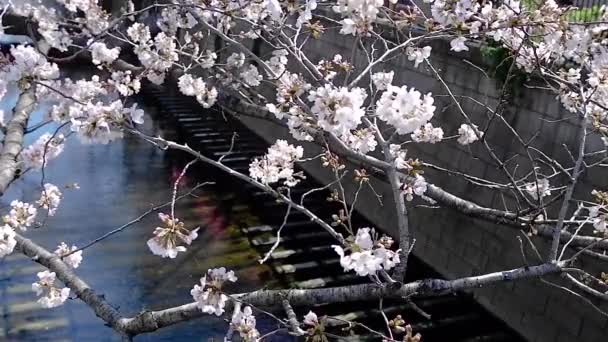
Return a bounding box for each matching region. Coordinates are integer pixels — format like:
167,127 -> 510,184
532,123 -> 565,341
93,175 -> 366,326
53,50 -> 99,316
0,86 -> 277,341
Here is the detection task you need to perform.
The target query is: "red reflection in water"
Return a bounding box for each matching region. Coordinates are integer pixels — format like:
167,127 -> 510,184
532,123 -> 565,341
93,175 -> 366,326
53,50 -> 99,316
170,164 -> 228,239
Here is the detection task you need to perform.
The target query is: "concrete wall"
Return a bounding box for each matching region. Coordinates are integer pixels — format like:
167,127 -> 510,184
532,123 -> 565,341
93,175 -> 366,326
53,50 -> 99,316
228,24 -> 608,342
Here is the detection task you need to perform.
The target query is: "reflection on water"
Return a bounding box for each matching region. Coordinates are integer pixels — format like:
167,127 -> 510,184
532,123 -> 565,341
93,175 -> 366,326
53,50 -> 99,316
0,88 -> 275,340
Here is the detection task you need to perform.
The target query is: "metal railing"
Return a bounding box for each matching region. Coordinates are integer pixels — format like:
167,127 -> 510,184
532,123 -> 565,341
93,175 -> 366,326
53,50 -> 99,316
566,0 -> 607,22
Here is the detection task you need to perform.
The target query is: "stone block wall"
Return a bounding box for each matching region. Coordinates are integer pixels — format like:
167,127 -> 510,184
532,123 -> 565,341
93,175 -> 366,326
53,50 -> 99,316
230,21 -> 608,342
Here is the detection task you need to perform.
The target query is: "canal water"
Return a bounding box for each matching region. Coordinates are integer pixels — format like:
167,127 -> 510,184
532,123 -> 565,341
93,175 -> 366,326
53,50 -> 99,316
0,83 -> 279,341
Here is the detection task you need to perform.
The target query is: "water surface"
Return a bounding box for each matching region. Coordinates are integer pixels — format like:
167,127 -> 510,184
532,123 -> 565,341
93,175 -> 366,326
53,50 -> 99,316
0,84 -> 275,341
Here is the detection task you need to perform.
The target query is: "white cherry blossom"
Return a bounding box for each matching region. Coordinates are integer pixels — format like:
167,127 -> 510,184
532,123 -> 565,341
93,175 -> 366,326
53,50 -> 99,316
411,123 -> 444,143
525,178 -> 551,200
54,242 -> 83,269
450,37 -> 469,52
308,85 -> 367,137
191,267 -> 237,316
147,213 -> 199,258
4,201 -> 37,231
376,85 -> 436,135
31,270 -> 70,308
457,123 -> 480,145
303,311 -> 319,325
0,225 -> 17,257
372,71 -> 394,90
231,306 -> 260,342
37,183 -> 62,216
20,133 -> 65,170
89,42 -> 120,66
249,140 -> 304,186
407,46 -> 432,68
332,228 -> 400,276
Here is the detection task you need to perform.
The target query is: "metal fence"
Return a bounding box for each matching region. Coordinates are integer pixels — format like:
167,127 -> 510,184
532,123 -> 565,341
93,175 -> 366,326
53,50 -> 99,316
566,0 -> 607,22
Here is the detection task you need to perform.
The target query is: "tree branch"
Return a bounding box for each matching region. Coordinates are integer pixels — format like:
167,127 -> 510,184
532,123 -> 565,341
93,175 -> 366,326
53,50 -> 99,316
0,87 -> 36,196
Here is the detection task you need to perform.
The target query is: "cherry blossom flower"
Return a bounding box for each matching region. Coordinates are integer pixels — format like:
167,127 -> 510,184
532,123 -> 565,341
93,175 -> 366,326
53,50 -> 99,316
588,206 -> 607,237
303,311 -> 319,325
191,267 -> 237,316
376,85 -> 436,135
177,74 -> 218,108
54,242 -> 83,269
0,225 -> 17,257
6,45 -> 59,82
31,270 -> 70,308
241,64 -> 263,87
332,228 -> 400,276
123,103 -> 145,125
227,53 -> 246,68
109,70 -> 141,96
4,201 -> 37,231
249,140 -> 304,186
411,123 -> 444,144
231,306 -> 260,341
401,175 -> 428,202
200,50 -> 217,69
372,71 -> 394,90
345,129 -> 377,154
450,37 -> 469,52
147,213 -> 199,258
333,0 -> 386,35
20,133 -> 65,170
89,42 -> 120,66
37,183 -> 62,216
308,85 -> 367,137
525,178 -> 551,201
71,100 -> 141,144
407,46 -> 432,68
126,23 -> 151,43
457,123 -> 480,145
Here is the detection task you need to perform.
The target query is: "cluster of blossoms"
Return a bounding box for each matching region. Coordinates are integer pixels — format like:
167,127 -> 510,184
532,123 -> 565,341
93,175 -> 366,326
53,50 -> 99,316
266,49 -> 289,76
128,20 -> 179,85
411,123 -> 444,144
31,271 -> 70,308
177,74 -> 218,108
524,178 -> 552,201
346,128 -> 378,154
147,213 -> 199,258
407,46 -> 432,68
10,0 -> 110,51
230,306 -> 260,342
589,206 -> 608,237
376,85 -> 436,135
0,225 -> 16,258
3,200 -> 37,231
156,6 -> 197,36
457,124 -> 480,145
587,190 -> 608,237
70,100 -> 144,144
333,0 -> 395,35
390,145 -> 428,201
191,268 -> 237,315
400,175 -> 428,202
302,311 -> 328,339
4,45 -> 59,83
333,228 -> 400,276
372,71 -> 394,91
89,42 -> 120,66
53,242 -> 83,269
37,183 -> 62,216
109,70 -> 141,97
19,133 -> 65,170
308,84 -> 367,137
249,140 -> 305,187
40,72 -> 145,144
